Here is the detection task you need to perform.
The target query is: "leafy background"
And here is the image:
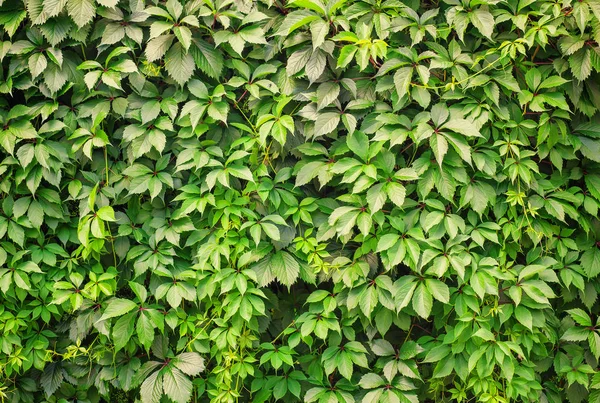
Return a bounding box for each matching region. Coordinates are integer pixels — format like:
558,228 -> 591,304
1,0 -> 600,402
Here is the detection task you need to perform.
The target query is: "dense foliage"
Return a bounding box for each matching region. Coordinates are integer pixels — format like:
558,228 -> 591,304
2,0 -> 600,402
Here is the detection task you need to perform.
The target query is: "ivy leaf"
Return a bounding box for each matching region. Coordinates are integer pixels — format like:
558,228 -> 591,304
113,313 -> 135,351
442,119 -> 481,137
306,50 -> 326,82
562,327 -> 590,342
386,182 -> 406,207
29,53 -> 47,78
295,161 -> 327,187
347,131 -> 369,162
359,373 -> 385,389
146,35 -> 174,62
136,312 -> 155,350
431,134 -> 448,166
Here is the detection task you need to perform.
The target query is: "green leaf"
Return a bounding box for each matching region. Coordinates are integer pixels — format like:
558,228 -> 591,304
442,119 -> 481,137
136,312 -> 155,350
295,161 -> 326,187
314,112 -> 340,138
412,282 -> 433,318
347,131 -> 369,162
271,251 -> 300,287
570,49 -> 592,81
165,42 -> 195,86
173,353 -> 205,376
113,313 -> 135,351
431,134 -> 448,166
146,35 -> 174,62
275,10 -> 320,36
316,82 -> 340,111
473,327 -> 495,341
385,182 -> 406,207
568,308 -> 592,327
141,100 -> 161,124
515,305 -> 533,330
337,45 -> 357,68
470,7 -> 494,39
40,363 -> 64,398
67,0 -> 95,27
228,166 -> 254,182
96,206 -> 116,221
366,183 -> 386,213
29,53 -> 47,78
425,279 -> 449,304
359,373 -> 385,389
207,101 -> 229,124
100,298 -> 138,320
393,67 -> 412,99
43,62 -> 68,92
305,50 -> 326,83
582,248 -> 600,278
562,327 -> 590,342
162,368 -> 193,403
192,39 -> 223,79
140,371 -> 163,403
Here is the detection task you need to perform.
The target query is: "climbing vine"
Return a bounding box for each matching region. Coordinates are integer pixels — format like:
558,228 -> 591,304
1,0 -> 600,402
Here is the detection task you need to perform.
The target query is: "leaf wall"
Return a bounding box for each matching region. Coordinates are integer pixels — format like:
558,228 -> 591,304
1,0 -> 600,402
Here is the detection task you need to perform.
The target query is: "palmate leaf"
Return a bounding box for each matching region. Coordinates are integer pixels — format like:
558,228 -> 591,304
4,0 -> 600,401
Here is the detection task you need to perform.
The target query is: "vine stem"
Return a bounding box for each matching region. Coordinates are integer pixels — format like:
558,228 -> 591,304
104,146 -> 109,186
531,44 -> 540,62
233,100 -> 257,134
183,311 -> 219,352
